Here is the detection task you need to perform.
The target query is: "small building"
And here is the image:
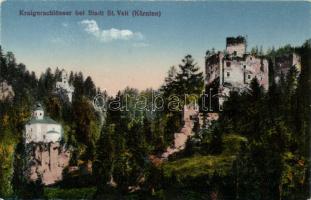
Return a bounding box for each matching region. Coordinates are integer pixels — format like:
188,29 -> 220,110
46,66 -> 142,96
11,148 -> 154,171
25,103 -> 62,144
56,70 -> 74,102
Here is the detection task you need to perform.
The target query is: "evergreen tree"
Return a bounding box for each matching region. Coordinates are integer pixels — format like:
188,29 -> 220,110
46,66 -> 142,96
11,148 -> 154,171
174,55 -> 204,106
161,55 -> 204,145
94,124 -> 115,193
84,76 -> 96,99
73,72 -> 84,100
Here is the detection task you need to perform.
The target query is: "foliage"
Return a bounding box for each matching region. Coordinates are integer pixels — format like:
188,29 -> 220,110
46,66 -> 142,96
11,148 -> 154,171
0,129 -> 15,197
0,39 -> 310,199
163,155 -> 236,180
44,187 -> 96,199
161,55 -> 204,109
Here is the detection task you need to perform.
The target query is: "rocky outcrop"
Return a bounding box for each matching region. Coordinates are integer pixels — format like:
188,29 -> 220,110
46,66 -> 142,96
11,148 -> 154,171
24,142 -> 71,186
160,106 -> 220,160
161,105 -> 199,159
0,81 -> 14,101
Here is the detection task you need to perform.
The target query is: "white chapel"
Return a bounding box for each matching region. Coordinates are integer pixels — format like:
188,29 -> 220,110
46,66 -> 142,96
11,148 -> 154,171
25,103 -> 62,144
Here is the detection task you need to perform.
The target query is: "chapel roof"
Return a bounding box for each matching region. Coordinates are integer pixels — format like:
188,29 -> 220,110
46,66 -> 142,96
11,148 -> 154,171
27,116 -> 59,125
33,102 -> 44,111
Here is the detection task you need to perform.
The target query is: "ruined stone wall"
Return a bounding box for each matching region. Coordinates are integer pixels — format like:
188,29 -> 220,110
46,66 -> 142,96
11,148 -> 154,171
226,36 -> 246,57
206,54 -> 269,107
274,53 -> 301,82
221,55 -> 268,90
205,37 -> 270,107
244,55 -> 269,90
226,43 -> 246,57
223,59 -> 244,87
205,53 -> 224,85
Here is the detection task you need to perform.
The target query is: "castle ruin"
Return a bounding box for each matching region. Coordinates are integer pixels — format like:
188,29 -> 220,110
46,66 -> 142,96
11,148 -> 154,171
205,36 -> 269,108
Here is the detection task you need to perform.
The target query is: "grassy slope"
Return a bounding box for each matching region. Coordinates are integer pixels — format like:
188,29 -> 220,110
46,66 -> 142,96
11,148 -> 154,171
44,187 -> 96,199
163,154 -> 236,179
42,134 -> 247,199
163,134 -> 247,180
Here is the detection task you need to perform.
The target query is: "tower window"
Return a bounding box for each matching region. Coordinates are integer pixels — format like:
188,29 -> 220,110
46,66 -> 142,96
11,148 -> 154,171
248,75 -> 251,79
226,62 -> 231,67
227,72 -> 230,77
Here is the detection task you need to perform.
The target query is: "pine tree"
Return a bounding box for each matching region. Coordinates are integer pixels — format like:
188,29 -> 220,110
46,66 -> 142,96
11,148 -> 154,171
175,55 -> 204,105
73,72 -> 84,100
84,76 -> 96,99
94,124 -> 115,192
162,55 -> 204,108
162,66 -> 177,97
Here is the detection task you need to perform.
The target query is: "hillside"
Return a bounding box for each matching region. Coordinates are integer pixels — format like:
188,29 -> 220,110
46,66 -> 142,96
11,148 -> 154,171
0,40 -> 310,199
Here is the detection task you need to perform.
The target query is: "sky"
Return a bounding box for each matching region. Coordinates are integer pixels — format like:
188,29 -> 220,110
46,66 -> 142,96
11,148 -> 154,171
1,1 -> 310,95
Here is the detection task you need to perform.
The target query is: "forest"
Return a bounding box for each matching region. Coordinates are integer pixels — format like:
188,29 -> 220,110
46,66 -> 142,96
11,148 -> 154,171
0,39 -> 310,200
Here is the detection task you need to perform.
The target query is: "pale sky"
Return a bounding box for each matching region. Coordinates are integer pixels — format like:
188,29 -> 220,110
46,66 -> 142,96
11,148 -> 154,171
1,1 -> 310,95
